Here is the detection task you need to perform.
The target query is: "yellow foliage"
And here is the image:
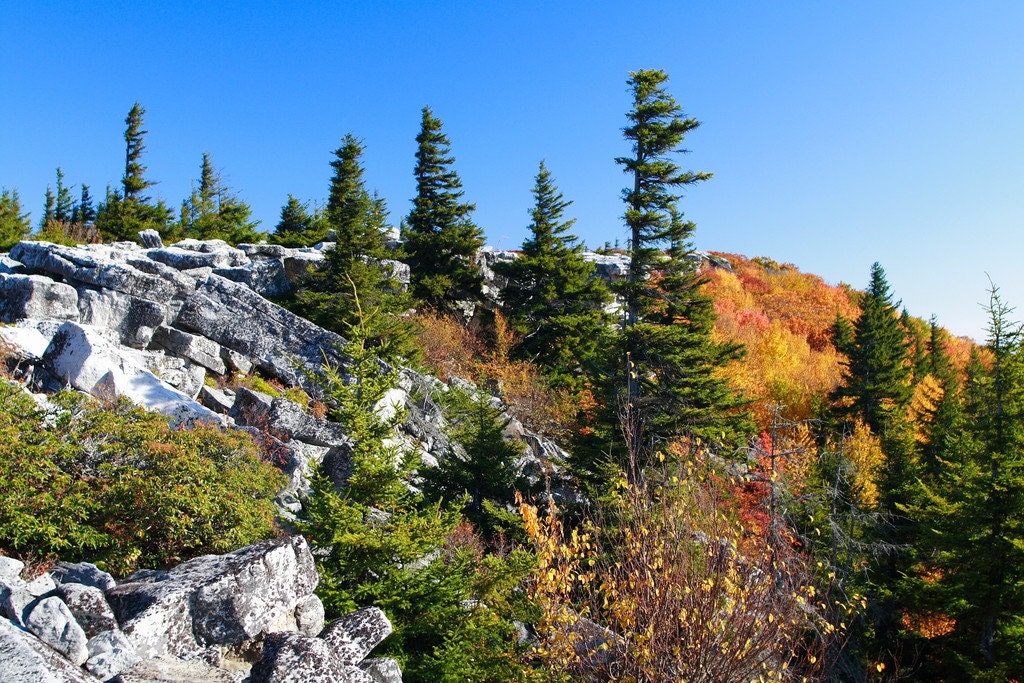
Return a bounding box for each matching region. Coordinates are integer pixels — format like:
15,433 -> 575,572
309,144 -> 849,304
840,421 -> 885,508
519,472 -> 852,682
907,373 -> 945,444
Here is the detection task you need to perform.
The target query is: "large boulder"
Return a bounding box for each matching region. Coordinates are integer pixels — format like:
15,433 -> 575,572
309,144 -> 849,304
0,617 -> 100,683
40,322 -> 221,427
77,288 -> 166,349
250,631 -> 350,683
105,536 -> 318,660
173,274 -> 346,386
110,654 -> 235,682
150,326 -> 227,375
9,242 -> 196,308
319,608 -> 392,667
0,273 -> 79,323
84,629 -> 141,681
50,563 -> 116,593
55,584 -> 118,639
24,596 -> 90,666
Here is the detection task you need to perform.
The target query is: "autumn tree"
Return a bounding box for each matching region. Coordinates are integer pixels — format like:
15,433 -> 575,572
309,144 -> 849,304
178,152 -> 261,244
495,161 -> 612,386
402,106 -> 484,312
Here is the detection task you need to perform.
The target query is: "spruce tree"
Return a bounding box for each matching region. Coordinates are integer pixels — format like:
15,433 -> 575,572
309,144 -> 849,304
178,152 -> 260,244
403,106 -> 484,312
584,69 -> 750,484
95,103 -> 173,242
272,194 -> 325,247
78,185 -> 96,225
830,263 -> 912,434
421,385 -> 526,540
0,189 -> 31,250
122,102 -> 151,202
292,135 -> 416,361
494,161 -> 612,385
913,288 -> 1024,677
297,311 -> 535,682
39,186 -> 55,229
53,168 -> 74,223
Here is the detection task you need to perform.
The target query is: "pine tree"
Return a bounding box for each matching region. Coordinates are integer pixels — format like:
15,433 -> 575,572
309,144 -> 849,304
95,103 -> 173,242
494,161 -> 612,385
292,135 -> 416,361
0,189 -> 31,250
913,288 -> 1024,677
78,185 -> 96,225
272,194 -> 324,247
53,168 -> 74,223
178,152 -> 260,244
830,262 -> 912,435
585,69 -> 750,484
402,106 -> 484,312
122,102 -> 152,202
39,186 -> 55,229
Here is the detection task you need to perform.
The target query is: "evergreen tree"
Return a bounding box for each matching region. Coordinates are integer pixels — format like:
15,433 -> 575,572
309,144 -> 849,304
39,186 -> 55,229
494,161 -> 612,385
297,311 -> 536,682
582,69 -> 751,484
291,135 -> 416,361
95,103 -> 173,242
913,288 -> 1024,677
830,262 -> 912,434
77,185 -> 96,225
402,106 -> 484,312
178,152 -> 260,244
272,194 -> 325,247
122,102 -> 152,202
53,168 -> 74,223
0,189 -> 31,250
422,385 -> 526,540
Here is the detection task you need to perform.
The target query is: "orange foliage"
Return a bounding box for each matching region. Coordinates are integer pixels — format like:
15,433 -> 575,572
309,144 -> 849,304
411,309 -> 579,439
705,254 -> 860,427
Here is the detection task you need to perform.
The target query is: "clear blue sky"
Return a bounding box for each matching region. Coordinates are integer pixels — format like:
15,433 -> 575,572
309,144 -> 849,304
4,2 -> 1024,340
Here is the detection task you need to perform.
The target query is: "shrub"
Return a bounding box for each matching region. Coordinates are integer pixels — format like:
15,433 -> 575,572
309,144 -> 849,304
0,382 -> 284,576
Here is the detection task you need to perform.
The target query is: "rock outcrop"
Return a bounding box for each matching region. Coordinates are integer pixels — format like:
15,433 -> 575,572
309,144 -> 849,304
0,236 -> 573,507
0,538 -> 398,682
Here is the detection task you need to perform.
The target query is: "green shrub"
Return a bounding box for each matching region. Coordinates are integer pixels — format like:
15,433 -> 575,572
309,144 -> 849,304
0,382 -> 284,576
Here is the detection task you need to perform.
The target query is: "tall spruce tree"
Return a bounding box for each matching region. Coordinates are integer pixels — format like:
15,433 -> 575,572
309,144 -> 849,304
830,263 -> 912,434
912,288 -> 1024,677
586,69 -> 750,483
0,189 -> 31,250
178,152 -> 260,244
402,106 -> 484,312
95,103 -> 173,242
494,161 -> 612,385
53,168 -> 74,223
292,135 -> 415,361
77,185 -> 96,225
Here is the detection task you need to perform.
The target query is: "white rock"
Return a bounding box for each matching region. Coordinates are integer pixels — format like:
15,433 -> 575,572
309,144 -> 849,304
85,629 -> 141,680
24,596 -> 89,666
40,322 -> 223,427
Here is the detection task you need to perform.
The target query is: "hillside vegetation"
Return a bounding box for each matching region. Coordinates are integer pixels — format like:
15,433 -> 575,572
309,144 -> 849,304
3,67 -> 1022,682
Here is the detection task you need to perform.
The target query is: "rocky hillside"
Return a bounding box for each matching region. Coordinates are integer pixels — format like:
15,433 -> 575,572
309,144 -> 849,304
0,234 -> 583,681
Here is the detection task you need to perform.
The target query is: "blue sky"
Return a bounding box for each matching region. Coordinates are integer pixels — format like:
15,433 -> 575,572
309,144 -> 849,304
4,2 -> 1023,340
